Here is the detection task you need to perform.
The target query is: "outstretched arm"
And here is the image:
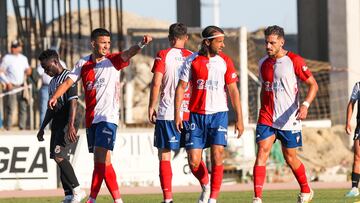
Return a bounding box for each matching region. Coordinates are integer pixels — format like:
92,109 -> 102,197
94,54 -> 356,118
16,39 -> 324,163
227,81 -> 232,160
175,80 -> 188,132
120,35 -> 152,62
48,78 -> 74,110
227,82 -> 244,138
296,76 -> 318,120
148,72 -> 163,124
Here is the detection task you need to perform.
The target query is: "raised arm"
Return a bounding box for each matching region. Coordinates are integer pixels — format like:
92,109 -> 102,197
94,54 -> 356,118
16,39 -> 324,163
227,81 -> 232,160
227,82 -> 244,138
175,80 -> 188,132
48,77 -> 75,110
296,76 -> 318,120
148,72 -> 163,124
120,35 -> 152,62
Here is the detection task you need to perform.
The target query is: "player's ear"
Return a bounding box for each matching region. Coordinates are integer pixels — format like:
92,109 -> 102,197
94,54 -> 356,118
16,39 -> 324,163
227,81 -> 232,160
205,39 -> 210,46
91,40 -> 96,49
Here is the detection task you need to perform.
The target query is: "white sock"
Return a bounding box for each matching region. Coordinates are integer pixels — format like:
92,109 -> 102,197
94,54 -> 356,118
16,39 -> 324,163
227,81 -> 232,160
208,198 -> 217,203
115,198 -> 123,203
164,199 -> 173,203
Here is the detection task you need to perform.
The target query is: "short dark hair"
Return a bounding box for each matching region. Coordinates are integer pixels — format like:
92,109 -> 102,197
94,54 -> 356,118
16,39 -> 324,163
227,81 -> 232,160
199,26 -> 225,56
38,49 -> 59,62
264,25 -> 285,38
91,28 -> 111,41
168,23 -> 187,40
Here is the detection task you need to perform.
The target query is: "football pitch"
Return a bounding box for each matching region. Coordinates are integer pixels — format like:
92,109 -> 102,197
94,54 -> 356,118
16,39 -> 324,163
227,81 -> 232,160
0,189 -> 359,203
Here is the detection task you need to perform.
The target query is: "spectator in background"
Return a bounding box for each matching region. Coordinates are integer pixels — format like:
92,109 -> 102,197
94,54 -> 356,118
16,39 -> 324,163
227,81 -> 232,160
36,46 -> 66,128
0,39 -> 32,130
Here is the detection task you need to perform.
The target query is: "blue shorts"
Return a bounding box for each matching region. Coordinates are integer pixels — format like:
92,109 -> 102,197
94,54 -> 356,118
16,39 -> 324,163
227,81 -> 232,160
154,120 -> 188,150
256,124 -> 302,148
86,121 -> 117,153
185,112 -> 228,149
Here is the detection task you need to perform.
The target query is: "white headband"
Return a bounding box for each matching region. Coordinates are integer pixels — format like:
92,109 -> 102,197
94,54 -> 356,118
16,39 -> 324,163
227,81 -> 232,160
202,34 -> 225,40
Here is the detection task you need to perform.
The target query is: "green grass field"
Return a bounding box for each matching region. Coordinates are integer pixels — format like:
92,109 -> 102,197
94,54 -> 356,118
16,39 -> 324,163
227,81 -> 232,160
0,189 -> 358,203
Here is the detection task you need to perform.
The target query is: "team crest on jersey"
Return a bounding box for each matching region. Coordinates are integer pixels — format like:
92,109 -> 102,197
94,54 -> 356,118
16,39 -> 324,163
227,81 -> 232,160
264,81 -> 272,91
54,145 -> 61,154
231,73 -> 237,79
86,81 -> 94,90
302,66 -> 308,71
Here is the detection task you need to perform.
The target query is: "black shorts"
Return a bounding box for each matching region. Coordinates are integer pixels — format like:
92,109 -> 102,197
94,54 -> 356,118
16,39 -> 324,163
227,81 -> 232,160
353,125 -> 360,140
50,126 -> 78,159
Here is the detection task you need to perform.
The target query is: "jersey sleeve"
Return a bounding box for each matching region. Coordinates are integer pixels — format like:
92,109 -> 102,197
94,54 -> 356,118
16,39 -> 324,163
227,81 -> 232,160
152,50 -> 166,74
224,56 -> 239,84
65,82 -> 78,102
350,82 -> 360,102
292,55 -> 312,81
179,53 -> 197,83
107,52 -> 130,71
67,60 -> 83,82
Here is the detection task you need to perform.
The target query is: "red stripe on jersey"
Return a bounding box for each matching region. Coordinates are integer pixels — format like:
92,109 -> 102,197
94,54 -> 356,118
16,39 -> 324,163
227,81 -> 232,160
189,56 -> 208,114
81,59 -> 97,128
106,52 -> 130,70
257,57 -> 275,126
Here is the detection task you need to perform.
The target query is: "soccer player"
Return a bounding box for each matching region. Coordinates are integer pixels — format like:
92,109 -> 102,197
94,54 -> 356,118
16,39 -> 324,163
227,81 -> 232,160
48,28 -> 152,203
345,82 -> 360,197
148,22 -> 192,203
252,25 -> 318,203
37,49 -> 85,203
175,25 -> 244,203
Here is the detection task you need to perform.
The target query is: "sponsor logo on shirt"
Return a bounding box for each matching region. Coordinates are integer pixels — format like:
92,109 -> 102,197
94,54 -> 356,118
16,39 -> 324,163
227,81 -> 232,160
175,56 -> 186,62
86,78 -> 106,90
264,81 -> 284,92
197,79 -> 219,90
302,66 -> 308,71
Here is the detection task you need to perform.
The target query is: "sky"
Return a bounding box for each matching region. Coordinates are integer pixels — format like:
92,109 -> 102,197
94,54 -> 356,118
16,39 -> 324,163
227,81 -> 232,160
122,0 -> 298,34
7,0 -> 298,34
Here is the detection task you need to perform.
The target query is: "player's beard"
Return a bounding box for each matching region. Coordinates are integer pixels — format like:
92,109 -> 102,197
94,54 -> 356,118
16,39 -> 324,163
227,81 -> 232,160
267,48 -> 279,58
